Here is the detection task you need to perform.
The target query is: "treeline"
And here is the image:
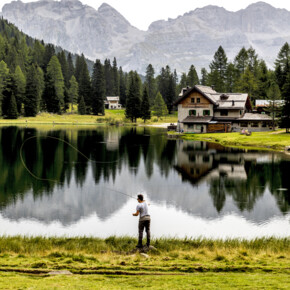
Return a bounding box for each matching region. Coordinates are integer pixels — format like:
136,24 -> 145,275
0,16 -> 290,128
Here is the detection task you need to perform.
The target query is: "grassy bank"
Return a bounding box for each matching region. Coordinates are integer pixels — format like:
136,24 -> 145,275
181,131 -> 290,151
0,236 -> 289,289
0,110 -> 177,126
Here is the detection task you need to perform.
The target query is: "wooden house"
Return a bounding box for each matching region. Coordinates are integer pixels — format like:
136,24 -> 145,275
174,85 -> 272,133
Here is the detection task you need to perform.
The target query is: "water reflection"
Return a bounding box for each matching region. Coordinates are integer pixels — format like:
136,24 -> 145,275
0,126 -> 289,236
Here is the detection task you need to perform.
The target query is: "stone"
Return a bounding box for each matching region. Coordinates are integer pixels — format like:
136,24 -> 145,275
48,270 -> 73,275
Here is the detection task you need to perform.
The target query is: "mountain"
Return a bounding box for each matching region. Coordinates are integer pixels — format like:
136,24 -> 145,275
2,0 -> 290,74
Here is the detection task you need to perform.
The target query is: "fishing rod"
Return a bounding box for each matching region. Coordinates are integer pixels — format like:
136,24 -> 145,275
19,135 -> 138,200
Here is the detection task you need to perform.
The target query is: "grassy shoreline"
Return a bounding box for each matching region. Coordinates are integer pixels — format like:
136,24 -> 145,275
178,131 -> 290,152
0,236 -> 289,288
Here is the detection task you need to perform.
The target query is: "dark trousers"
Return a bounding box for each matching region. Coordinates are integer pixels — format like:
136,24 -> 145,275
138,218 -> 151,247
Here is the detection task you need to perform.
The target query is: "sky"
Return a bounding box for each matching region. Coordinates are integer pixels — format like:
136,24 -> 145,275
1,0 -> 290,30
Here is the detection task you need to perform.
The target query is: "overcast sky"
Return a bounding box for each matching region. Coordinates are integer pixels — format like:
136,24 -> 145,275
1,0 -> 290,30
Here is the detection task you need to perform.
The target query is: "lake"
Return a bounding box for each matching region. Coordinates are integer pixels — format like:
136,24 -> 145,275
0,126 -> 289,238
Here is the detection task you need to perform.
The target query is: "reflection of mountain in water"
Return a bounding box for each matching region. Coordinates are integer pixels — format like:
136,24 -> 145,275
0,126 -> 289,225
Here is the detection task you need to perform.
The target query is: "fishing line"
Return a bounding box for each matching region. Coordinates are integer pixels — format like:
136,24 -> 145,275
19,135 -> 141,200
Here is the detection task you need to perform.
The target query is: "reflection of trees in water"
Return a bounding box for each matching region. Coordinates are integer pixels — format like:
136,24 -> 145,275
176,140 -> 290,214
0,126 -> 177,222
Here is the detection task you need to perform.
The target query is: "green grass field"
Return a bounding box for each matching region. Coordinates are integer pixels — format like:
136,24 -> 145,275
0,236 -> 289,289
180,131 -> 290,151
0,110 -> 178,126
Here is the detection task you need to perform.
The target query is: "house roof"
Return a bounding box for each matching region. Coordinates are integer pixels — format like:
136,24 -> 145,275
174,85 -> 249,109
238,113 -> 272,121
182,116 -> 213,123
106,96 -> 119,101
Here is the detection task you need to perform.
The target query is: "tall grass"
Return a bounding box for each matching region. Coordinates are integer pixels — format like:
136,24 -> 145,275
0,236 -> 289,255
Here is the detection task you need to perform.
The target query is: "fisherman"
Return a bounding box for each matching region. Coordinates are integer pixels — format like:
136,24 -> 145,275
132,194 -> 151,248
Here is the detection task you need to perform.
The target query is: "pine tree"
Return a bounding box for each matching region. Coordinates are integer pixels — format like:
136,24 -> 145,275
75,54 -> 91,111
104,59 -> 113,96
145,64 -> 156,105
0,60 -> 10,116
200,68 -> 208,86
209,46 -> 228,92
112,57 -> 120,96
266,80 -> 281,130
68,75 -> 79,113
237,67 -> 258,99
24,64 -> 41,117
178,73 -> 187,93
225,63 -> 236,93
119,67 -> 127,106
67,53 -> 75,80
91,59 -> 105,115
125,72 -> 141,122
13,65 -> 26,114
78,95 -> 86,115
275,42 -> 290,93
280,72 -> 290,132
186,65 -> 199,87
153,92 -> 168,119
45,55 -> 65,113
234,47 -> 248,76
141,87 -> 151,123
6,93 -> 18,119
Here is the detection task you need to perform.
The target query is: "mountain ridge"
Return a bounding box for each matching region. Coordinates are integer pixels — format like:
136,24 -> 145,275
2,0 -> 290,74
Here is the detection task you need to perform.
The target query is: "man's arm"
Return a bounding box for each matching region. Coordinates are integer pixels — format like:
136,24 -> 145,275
132,210 -> 140,216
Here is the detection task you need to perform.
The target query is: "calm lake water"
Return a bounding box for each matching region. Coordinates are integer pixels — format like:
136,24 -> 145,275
0,125 -> 289,238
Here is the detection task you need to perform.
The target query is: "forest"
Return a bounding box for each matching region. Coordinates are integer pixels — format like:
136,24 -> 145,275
0,17 -> 289,128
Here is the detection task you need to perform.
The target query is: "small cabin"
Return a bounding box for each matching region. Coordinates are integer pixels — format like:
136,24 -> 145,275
105,96 -> 122,109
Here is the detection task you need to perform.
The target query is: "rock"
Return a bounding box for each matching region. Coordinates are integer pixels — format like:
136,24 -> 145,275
48,270 -> 73,275
140,253 -> 150,259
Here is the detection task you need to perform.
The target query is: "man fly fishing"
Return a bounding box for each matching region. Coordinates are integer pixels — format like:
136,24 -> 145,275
132,194 -> 150,248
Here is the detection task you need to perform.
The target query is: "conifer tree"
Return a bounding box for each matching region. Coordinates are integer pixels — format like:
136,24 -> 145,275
145,64 -> 156,105
119,67 -> 127,106
104,59 -> 113,96
209,46 -> 228,92
45,55 -> 65,113
234,47 -> 248,76
67,53 -> 75,80
68,75 -> 79,113
75,54 -> 91,111
186,65 -> 199,87
112,57 -> 120,96
14,65 -> 26,114
125,72 -> 141,122
141,87 -> 151,123
178,73 -> 187,93
200,68 -> 208,86
91,59 -> 105,115
275,42 -> 290,93
280,72 -> 290,132
266,81 -> 281,130
25,64 -> 41,117
6,93 -> 18,119
225,63 -> 236,93
78,95 -> 86,115
0,60 -> 10,116
153,92 -> 168,120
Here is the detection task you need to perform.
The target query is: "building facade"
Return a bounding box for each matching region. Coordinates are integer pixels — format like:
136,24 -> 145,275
175,85 -> 272,133
105,96 -> 122,109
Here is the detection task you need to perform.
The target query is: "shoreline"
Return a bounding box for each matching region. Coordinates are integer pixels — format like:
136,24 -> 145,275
0,236 -> 289,288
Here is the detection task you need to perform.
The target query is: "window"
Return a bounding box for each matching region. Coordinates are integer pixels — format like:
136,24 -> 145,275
203,156 -> 210,162
251,122 -> 259,127
240,122 -> 248,127
197,98 -> 201,103
188,124 -> 194,129
203,110 -> 210,116
189,110 -> 196,116
191,98 -> 195,103
189,155 -> 196,162
221,110 -> 228,116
